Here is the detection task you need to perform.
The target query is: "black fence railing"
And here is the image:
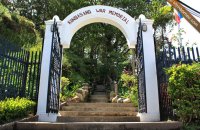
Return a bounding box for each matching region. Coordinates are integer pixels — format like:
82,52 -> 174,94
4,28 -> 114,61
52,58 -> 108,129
46,20 -> 63,113
0,38 -> 41,102
136,20 -> 147,113
156,45 -> 200,121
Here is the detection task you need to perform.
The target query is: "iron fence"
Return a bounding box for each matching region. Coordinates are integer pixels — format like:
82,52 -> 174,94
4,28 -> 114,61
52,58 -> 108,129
0,38 -> 41,102
156,45 -> 200,120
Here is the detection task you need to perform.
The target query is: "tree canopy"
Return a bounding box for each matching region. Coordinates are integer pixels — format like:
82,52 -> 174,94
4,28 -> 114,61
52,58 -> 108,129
0,3 -> 41,48
0,0 -> 173,85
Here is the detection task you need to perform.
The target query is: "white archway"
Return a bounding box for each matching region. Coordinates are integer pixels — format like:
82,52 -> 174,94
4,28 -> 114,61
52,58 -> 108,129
58,5 -> 137,48
37,5 -> 160,122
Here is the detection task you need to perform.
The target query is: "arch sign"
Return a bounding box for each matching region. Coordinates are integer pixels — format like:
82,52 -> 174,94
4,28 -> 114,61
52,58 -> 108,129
59,5 -> 137,48
37,5 -> 160,123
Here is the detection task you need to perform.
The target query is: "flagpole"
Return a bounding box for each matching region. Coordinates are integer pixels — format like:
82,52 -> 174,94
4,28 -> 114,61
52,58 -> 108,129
178,23 -> 182,48
178,22 -> 184,60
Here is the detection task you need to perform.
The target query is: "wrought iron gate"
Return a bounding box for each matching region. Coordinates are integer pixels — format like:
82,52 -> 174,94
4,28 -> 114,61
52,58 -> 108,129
136,20 -> 147,113
46,20 -> 63,113
156,44 -> 200,120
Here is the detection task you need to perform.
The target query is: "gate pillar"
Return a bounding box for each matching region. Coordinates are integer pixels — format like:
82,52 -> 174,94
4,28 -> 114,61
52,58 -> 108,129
37,16 -> 61,122
137,15 -> 160,121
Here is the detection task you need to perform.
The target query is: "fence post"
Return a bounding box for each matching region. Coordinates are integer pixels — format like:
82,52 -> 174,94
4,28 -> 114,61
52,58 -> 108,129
137,16 -> 160,122
21,50 -> 29,97
36,17 -> 61,122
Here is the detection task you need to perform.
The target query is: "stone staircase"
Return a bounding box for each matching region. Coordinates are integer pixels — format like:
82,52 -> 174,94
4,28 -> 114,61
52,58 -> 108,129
57,85 -> 140,122
58,103 -> 139,122
11,85 -> 182,130
14,121 -> 182,130
90,85 -> 108,103
14,102 -> 182,130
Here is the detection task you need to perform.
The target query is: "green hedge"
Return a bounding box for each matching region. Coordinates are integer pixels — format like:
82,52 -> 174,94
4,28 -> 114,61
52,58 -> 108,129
0,3 -> 42,48
166,63 -> 200,124
0,97 -> 36,124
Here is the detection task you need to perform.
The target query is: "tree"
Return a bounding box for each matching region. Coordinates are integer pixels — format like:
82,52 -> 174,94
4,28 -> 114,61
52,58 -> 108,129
146,0 -> 174,50
0,3 -> 41,48
1,0 -> 174,85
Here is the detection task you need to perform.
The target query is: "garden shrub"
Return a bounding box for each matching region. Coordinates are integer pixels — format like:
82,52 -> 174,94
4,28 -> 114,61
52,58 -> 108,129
60,77 -> 83,102
166,63 -> 200,124
118,73 -> 138,106
0,97 -> 36,124
120,73 -> 137,88
182,124 -> 200,130
0,3 -> 42,48
61,77 -> 71,94
60,77 -> 71,100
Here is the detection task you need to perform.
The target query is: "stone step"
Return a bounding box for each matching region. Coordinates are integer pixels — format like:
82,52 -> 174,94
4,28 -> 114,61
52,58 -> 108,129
16,122 -> 182,130
93,90 -> 105,93
66,103 -> 135,107
57,116 -> 140,122
95,85 -> 105,88
95,87 -> 105,89
93,92 -> 106,95
61,106 -> 137,112
90,97 -> 107,100
90,98 -> 108,103
90,95 -> 107,98
59,111 -> 138,116
94,89 -> 105,91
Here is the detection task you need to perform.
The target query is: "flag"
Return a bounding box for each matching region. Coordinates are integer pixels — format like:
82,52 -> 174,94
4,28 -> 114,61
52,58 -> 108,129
175,11 -> 183,24
178,12 -> 183,19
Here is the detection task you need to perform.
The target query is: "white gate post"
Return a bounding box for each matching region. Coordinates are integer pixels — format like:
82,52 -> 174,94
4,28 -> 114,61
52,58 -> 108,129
37,16 -> 61,122
137,15 -> 160,122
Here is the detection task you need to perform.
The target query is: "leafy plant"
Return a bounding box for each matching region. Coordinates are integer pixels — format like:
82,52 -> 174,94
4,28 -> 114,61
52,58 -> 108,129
146,0 -> 173,28
60,77 -> 82,102
118,73 -> 138,106
0,97 -> 36,124
120,73 -> 137,88
182,123 -> 200,130
61,77 -> 70,95
166,63 -> 200,124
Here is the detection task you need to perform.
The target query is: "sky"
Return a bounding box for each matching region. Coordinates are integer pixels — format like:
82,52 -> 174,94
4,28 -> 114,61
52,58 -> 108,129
167,0 -> 200,48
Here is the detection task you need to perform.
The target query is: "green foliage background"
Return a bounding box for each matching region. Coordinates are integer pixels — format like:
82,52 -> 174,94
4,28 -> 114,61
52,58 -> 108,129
2,0 -> 196,126
0,0 -> 173,85
0,3 -> 42,49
